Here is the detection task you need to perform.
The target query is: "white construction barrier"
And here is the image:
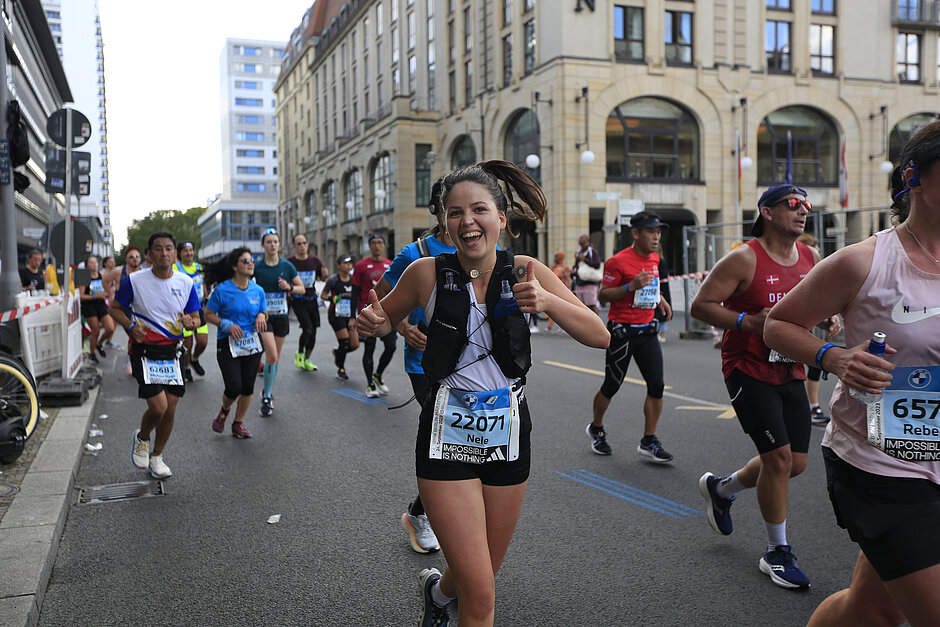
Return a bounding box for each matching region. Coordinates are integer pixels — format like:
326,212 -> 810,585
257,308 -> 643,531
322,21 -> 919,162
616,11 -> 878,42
8,291 -> 83,380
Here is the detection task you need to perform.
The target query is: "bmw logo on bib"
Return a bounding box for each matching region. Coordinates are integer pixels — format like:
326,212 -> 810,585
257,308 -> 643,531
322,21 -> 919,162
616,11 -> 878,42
462,393 -> 478,409
908,368 -> 931,389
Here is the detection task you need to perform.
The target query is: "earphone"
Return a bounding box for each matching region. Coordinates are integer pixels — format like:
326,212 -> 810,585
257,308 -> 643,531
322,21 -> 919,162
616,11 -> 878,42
908,163 -> 921,187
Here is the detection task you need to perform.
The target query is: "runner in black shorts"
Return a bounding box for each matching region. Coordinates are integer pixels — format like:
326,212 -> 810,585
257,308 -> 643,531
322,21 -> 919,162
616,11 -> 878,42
321,255 -> 359,380
288,233 -> 328,372
79,255 -> 116,364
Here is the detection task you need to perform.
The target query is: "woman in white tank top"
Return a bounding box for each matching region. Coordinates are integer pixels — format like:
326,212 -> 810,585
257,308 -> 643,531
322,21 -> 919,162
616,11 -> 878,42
357,160 -> 609,627
765,121 -> 940,626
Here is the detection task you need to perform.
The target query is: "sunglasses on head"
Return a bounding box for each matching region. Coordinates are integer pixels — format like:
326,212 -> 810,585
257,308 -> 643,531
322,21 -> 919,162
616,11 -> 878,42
262,227 -> 278,236
778,198 -> 812,211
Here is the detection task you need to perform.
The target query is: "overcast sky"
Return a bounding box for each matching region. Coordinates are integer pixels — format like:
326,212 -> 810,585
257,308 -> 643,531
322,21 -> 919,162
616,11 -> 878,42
98,0 -> 313,247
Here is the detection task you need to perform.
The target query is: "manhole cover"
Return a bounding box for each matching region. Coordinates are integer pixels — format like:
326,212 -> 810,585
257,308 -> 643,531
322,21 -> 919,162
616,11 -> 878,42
0,483 -> 19,497
78,480 -> 165,505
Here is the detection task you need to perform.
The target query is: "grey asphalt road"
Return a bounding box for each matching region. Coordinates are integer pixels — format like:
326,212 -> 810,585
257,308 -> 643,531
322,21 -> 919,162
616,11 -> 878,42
38,313 -> 855,626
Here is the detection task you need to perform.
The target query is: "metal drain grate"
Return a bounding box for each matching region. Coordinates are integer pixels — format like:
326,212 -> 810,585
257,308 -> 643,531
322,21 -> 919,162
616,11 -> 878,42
78,480 -> 165,505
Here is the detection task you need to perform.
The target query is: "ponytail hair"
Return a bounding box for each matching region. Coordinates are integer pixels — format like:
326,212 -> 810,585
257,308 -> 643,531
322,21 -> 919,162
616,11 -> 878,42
437,159 -> 546,237
889,164 -> 910,225
205,246 -> 252,292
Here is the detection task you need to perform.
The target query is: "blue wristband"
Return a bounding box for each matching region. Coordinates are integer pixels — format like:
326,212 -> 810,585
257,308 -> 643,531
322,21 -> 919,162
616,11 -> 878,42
816,343 -> 836,380
220,319 -> 233,334
736,312 -> 747,330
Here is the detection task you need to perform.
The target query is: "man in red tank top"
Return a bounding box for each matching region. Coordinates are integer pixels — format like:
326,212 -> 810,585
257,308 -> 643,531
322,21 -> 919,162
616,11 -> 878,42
690,185 -> 840,590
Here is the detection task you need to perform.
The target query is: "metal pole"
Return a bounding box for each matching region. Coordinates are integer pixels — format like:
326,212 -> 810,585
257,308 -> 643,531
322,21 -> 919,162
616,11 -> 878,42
0,28 -> 19,313
61,109 -> 73,368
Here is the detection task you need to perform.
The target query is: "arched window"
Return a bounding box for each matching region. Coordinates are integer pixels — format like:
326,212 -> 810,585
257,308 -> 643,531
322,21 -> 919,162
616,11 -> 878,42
371,153 -> 393,213
451,135 -> 476,168
606,97 -> 700,182
503,109 -> 541,183
889,112 -> 940,165
305,190 -> 317,228
344,168 -> 362,221
321,180 -> 337,226
757,106 -> 839,185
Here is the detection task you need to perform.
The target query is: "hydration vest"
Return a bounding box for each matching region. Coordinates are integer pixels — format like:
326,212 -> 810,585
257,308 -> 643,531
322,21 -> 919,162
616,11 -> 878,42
421,251 -> 531,383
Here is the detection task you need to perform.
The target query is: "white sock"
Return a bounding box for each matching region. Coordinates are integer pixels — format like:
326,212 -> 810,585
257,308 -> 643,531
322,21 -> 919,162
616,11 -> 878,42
716,472 -> 745,499
765,520 -> 787,551
810,403 -> 820,410
430,580 -> 454,608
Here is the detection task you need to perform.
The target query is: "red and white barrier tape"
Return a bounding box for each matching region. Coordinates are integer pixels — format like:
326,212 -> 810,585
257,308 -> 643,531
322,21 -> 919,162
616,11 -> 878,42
664,271 -> 709,283
0,294 -> 68,323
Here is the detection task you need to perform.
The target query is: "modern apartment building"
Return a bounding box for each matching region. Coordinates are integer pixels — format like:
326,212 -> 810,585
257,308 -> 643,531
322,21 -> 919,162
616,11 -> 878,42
275,0 -> 940,272
42,0 -> 113,256
199,38 -> 286,262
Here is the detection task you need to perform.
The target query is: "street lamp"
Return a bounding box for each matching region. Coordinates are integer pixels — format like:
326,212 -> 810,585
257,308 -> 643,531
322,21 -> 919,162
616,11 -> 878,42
574,86 -> 593,165
870,105 -> 893,174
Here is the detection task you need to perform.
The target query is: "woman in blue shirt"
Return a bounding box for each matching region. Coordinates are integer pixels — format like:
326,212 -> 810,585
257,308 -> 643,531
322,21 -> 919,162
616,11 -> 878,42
204,247 -> 268,439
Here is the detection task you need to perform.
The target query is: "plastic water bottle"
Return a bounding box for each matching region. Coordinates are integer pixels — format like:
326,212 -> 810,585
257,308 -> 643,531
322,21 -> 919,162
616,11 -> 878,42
493,280 -> 519,318
848,332 -> 887,404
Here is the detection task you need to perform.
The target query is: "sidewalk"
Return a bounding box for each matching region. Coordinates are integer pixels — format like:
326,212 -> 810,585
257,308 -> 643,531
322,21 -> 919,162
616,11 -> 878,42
0,386 -> 99,627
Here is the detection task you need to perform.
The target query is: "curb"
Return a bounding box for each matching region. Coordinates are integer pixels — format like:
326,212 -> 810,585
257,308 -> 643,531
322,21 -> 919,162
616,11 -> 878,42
0,386 -> 99,627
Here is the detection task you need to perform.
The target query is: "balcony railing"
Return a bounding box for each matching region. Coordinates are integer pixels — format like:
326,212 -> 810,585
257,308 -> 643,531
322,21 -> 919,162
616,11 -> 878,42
892,0 -> 940,27
362,103 -> 392,129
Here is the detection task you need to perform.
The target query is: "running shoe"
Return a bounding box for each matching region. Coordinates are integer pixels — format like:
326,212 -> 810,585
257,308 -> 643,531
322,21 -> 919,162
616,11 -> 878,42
302,358 -> 318,372
183,368 -> 194,382
811,406 -> 830,425
365,383 -> 380,398
231,422 -> 252,438
131,429 -> 149,469
418,568 -> 450,627
638,435 -> 674,463
148,454 -> 172,479
336,368 -> 349,381
87,352 -> 99,364
759,545 -> 811,590
294,352 -> 304,369
126,360 -> 133,376
96,344 -> 107,358
372,373 -> 389,395
401,512 -> 440,553
212,408 -> 228,433
259,397 -> 273,417
191,360 -> 205,376
698,472 -> 734,535
586,423 -> 612,456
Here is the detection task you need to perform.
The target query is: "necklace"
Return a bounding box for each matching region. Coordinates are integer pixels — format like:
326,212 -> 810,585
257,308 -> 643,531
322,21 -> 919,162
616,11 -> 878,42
905,222 -> 940,267
468,267 -> 494,279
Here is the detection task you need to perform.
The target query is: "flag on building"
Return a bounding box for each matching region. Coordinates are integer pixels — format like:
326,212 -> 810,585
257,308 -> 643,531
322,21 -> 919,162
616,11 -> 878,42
839,136 -> 848,208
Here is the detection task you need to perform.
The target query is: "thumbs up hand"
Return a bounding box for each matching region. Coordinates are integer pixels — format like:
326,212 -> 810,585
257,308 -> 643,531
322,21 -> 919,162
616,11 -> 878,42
512,260 -> 546,314
356,288 -> 387,337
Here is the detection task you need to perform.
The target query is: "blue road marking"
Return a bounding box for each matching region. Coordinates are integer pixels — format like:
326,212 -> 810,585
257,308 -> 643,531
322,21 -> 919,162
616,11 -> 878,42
557,470 -> 701,519
331,388 -> 389,406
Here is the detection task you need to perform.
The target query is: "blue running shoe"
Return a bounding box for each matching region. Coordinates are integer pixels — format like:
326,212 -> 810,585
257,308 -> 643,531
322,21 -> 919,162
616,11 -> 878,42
759,545 -> 811,589
418,568 -> 450,626
698,472 -> 734,535
259,397 -> 273,417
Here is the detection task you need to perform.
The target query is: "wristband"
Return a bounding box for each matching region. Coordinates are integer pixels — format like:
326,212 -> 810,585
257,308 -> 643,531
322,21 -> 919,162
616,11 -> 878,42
127,321 -> 137,332
625,283 -> 631,293
736,312 -> 747,330
220,319 -> 233,334
815,343 -> 836,380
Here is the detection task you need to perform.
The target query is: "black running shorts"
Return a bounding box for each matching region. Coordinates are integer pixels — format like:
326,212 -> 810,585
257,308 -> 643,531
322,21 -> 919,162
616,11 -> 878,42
724,369 -> 810,454
415,385 -> 531,486
265,315 -> 289,338
823,446 -> 940,581
328,310 -> 351,332
130,342 -> 185,399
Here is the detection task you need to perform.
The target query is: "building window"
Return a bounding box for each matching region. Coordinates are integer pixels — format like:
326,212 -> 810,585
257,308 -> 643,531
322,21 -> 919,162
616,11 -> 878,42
897,0 -> 920,20
665,11 -> 692,65
235,132 -> 265,141
392,25 -> 400,63
372,154 -> 394,212
408,12 -> 416,49
429,61 -> 436,106
345,169 -> 363,221
889,112 -> 940,164
235,98 -> 263,107
451,135 -> 477,168
502,34 -> 513,86
242,63 -> 258,73
809,24 -> 834,74
305,192 -> 317,227
235,80 -> 261,89
524,0 -> 535,12
238,115 -> 264,124
937,39 -> 940,83
811,0 -> 835,13
322,181 -> 337,226
237,149 -> 265,157
757,105 -> 839,185
235,45 -> 262,56
237,183 -> 267,192
464,7 -> 473,52
897,33 -> 920,82
504,109 -> 541,183
766,0 -> 790,8
524,19 -> 536,74
504,0 -> 512,26
614,6 -> 644,62
237,166 -> 265,174
391,0 -> 398,22
415,144 -> 432,206
409,55 -> 417,94
449,70 -> 456,112
465,60 -> 473,104
766,20 -> 791,72
605,96 -> 700,181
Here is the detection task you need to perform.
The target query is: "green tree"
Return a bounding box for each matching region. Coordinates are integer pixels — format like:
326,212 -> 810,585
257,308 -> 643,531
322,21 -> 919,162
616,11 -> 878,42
117,207 -> 206,260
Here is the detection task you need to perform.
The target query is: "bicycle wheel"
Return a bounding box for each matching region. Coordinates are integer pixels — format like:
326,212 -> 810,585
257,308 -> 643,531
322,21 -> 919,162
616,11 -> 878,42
0,355 -> 39,439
